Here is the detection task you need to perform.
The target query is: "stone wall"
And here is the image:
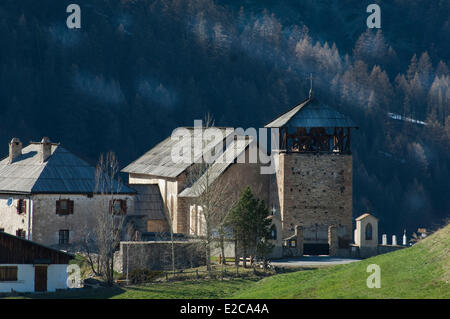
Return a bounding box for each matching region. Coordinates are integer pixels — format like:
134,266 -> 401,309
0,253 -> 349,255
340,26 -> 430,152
349,244 -> 406,259
377,244 -> 406,255
182,160 -> 270,237
328,225 -> 338,256
0,195 -> 31,238
275,152 -> 353,242
31,193 -> 134,246
118,241 -> 204,273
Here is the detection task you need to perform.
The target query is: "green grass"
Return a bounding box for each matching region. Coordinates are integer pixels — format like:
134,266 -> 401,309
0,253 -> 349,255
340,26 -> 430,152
6,278 -> 256,299
233,224 -> 450,299
4,224 -> 449,299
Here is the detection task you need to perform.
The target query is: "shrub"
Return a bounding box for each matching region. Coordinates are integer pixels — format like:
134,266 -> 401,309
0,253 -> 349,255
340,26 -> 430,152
128,269 -> 164,284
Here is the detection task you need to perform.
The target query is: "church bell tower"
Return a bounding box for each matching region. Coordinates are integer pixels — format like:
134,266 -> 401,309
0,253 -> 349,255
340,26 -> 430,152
265,86 -> 357,255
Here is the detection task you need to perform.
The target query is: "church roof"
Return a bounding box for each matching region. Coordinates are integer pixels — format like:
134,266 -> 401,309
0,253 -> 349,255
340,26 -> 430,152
178,136 -> 254,198
265,97 -> 357,128
0,142 -> 135,194
122,127 -> 235,178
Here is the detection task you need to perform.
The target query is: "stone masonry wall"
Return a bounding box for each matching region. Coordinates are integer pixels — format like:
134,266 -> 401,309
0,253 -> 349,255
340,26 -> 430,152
0,195 -> 31,238
31,194 -> 134,246
119,241 -> 204,273
278,152 -> 353,241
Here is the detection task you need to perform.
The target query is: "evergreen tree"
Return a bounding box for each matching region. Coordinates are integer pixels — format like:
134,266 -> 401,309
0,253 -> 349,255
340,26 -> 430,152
226,187 -> 273,268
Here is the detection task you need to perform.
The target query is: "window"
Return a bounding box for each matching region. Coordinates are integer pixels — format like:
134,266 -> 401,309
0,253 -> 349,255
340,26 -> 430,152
270,225 -> 277,240
16,229 -> 26,238
17,199 -> 26,214
110,199 -> 127,215
0,266 -> 18,282
56,199 -> 74,215
290,239 -> 297,248
365,223 -> 373,241
59,230 -> 70,245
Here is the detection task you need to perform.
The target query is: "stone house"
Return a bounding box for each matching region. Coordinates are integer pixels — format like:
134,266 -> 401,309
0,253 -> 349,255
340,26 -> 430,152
0,137 -> 136,247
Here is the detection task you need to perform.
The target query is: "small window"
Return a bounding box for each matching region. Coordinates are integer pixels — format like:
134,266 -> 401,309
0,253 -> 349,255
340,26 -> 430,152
0,266 -> 18,282
17,199 -> 26,214
270,225 -> 277,240
290,239 -> 297,248
59,230 -> 70,245
16,229 -> 26,238
365,223 -> 373,241
110,199 -> 127,215
56,199 -> 74,215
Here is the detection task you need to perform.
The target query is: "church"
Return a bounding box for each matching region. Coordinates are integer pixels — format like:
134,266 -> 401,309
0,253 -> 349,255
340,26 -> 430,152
122,89 -> 361,258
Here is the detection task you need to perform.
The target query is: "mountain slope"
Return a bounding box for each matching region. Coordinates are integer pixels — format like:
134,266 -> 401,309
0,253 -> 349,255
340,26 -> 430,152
0,0 -> 448,235
234,223 -> 450,298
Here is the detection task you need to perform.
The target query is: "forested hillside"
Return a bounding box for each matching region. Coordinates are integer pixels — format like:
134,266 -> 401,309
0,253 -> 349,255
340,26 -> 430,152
0,0 -> 448,235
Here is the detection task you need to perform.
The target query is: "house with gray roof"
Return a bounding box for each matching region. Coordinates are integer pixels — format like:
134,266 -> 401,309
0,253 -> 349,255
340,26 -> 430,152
0,137 -> 137,247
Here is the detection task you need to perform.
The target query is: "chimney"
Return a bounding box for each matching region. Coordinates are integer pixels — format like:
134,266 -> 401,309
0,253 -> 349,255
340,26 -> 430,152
40,137 -> 52,163
8,138 -> 22,163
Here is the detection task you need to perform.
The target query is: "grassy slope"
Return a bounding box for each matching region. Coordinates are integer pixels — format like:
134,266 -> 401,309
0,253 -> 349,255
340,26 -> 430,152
5,225 -> 448,299
234,224 -> 450,299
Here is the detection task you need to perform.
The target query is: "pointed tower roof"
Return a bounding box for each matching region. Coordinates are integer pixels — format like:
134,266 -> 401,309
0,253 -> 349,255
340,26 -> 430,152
265,97 -> 357,128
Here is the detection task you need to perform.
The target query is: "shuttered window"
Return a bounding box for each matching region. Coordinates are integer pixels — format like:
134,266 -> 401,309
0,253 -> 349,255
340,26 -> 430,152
109,199 -> 127,215
56,199 -> 74,215
17,199 -> 26,214
0,266 -> 18,282
290,239 -> 297,248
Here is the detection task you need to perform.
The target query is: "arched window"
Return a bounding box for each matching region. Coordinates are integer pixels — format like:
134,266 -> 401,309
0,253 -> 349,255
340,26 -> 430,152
365,223 -> 373,240
270,225 -> 277,240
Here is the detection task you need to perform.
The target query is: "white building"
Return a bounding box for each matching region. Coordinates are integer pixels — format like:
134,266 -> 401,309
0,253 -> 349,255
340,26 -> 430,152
354,213 -> 379,258
0,231 -> 74,293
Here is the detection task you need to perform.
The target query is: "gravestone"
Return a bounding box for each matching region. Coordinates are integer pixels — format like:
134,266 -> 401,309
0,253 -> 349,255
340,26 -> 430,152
382,234 -> 387,245
392,235 -> 397,246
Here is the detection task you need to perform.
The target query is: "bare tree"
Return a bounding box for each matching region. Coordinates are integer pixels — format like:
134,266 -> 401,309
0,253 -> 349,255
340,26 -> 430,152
184,114 -> 241,273
79,152 -> 126,286
164,198 -> 177,275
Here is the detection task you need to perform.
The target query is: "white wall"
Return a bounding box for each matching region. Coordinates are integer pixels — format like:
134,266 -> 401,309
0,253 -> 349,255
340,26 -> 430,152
0,264 -> 34,293
355,216 -> 379,247
0,264 -> 69,293
47,264 -> 69,292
